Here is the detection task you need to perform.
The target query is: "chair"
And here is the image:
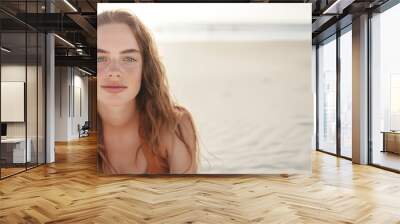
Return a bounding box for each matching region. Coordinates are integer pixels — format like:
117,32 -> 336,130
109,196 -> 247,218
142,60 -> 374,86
79,121 -> 90,138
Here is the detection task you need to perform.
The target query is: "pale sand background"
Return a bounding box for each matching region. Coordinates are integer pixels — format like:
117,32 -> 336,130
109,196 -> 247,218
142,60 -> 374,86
158,41 -> 313,174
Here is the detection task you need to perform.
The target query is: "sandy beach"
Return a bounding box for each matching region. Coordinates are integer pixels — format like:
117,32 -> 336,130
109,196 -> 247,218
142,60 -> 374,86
159,41 -> 313,174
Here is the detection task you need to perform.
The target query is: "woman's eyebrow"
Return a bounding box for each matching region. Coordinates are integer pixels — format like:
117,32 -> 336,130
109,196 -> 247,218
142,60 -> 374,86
97,48 -> 108,53
120,49 -> 140,54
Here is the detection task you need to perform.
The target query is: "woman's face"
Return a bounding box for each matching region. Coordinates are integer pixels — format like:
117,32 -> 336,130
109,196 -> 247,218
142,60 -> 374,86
97,22 -> 143,107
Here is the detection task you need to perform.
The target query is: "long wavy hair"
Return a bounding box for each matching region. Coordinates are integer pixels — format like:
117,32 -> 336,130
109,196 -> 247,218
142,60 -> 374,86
97,10 -> 199,174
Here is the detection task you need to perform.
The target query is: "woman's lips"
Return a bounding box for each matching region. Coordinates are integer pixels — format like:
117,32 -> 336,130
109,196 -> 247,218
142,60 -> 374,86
101,85 -> 127,93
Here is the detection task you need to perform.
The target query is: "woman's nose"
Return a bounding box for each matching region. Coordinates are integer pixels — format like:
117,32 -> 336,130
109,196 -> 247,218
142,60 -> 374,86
106,59 -> 122,77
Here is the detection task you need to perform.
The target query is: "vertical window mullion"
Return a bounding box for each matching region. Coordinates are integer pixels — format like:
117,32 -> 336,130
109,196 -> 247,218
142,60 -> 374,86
36,0 -> 39,167
336,29 -> 341,157
316,44 -> 320,150
25,0 -> 28,171
0,20 -> 2,179
367,12 -> 373,165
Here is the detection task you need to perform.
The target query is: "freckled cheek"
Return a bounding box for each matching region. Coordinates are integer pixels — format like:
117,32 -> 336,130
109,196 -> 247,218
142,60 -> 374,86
124,67 -> 142,93
97,70 -> 107,78
128,72 -> 142,92
97,75 -> 106,89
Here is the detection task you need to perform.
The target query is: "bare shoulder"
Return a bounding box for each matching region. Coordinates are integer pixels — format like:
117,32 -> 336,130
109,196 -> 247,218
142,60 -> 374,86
165,106 -> 198,173
174,106 -> 194,130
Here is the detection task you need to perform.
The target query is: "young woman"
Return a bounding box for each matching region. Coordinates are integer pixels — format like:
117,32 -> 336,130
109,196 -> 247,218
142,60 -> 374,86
97,10 -> 199,174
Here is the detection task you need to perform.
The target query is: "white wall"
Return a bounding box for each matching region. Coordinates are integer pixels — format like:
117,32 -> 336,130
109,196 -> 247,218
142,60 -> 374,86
1,65 -> 26,130
1,63 -> 46,164
55,66 -> 68,141
71,73 -> 89,138
1,82 -> 25,122
1,65 -> 38,138
54,67 -> 89,141
312,45 -> 316,150
1,65 -> 26,142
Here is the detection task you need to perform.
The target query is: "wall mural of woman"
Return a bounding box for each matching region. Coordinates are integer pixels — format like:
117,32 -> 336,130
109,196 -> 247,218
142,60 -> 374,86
97,10 -> 199,174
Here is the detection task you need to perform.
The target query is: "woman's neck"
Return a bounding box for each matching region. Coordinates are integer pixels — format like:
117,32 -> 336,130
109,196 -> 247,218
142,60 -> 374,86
98,100 -> 138,128
98,100 -> 143,173
98,100 -> 141,152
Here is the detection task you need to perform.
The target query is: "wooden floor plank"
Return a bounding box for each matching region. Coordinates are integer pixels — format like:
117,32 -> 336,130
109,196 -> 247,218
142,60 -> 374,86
0,135 -> 399,223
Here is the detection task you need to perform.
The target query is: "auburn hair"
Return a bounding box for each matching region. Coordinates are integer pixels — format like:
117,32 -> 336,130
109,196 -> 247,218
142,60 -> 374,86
97,10 -> 199,174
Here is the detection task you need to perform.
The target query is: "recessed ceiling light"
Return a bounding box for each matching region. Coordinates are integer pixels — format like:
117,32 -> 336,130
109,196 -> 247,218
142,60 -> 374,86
1,47 -> 11,53
63,0 -> 78,12
54,34 -> 75,48
77,67 -> 93,76
323,0 -> 354,15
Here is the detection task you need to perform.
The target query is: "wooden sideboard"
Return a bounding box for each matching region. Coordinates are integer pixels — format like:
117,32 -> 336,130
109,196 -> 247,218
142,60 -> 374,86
382,131 -> 400,154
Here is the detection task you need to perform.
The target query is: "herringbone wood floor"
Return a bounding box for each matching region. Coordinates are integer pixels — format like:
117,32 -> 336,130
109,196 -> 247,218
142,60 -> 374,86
1,135 -> 400,224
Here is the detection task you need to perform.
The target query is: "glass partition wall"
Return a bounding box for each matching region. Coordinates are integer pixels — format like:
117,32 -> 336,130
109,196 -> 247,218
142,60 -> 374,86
316,1 -> 400,172
316,26 -> 352,159
370,3 -> 400,172
339,27 -> 352,159
0,1 -> 46,179
0,31 -> 27,177
317,35 -> 337,155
